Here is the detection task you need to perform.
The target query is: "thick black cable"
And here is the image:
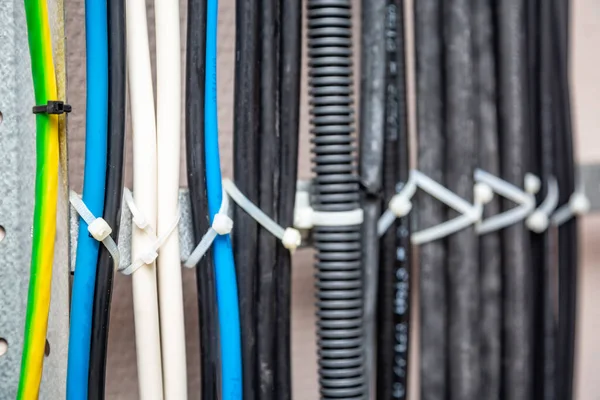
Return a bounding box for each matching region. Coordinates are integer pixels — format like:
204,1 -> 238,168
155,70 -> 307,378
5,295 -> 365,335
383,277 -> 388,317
496,1 -> 534,398
257,0 -> 280,397
472,0 -> 502,398
185,0 -> 220,398
233,0 -> 261,397
414,1 -> 447,399
359,0 -> 386,393
552,1 -> 578,399
274,0 -> 301,397
87,0 -> 125,396
443,1 -> 479,399
376,1 -> 412,398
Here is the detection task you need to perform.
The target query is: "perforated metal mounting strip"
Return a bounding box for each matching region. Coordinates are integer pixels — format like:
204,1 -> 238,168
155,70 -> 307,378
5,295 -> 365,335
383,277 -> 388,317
0,2 -> 37,397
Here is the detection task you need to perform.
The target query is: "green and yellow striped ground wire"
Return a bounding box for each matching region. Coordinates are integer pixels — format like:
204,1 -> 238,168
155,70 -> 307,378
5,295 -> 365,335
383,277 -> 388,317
18,0 -> 59,397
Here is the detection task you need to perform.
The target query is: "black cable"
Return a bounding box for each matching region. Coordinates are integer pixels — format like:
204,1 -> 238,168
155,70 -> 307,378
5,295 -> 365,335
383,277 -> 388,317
552,1 -> 578,399
185,0 -> 220,398
376,1 -> 412,398
359,0 -> 386,393
87,0 -> 125,396
256,0 -> 280,397
473,0 -> 502,398
496,1 -> 534,398
414,1 -> 447,399
274,0 -> 301,397
443,2 -> 479,399
233,0 -> 261,397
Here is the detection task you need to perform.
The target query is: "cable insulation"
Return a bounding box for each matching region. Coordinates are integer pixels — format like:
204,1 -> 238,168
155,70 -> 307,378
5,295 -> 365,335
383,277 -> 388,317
88,0 -> 126,394
18,0 -> 59,396
206,0 -> 243,397
67,0 -> 109,395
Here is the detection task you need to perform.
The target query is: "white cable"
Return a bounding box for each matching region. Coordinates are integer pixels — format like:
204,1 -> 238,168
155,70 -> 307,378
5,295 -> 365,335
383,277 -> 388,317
126,0 -> 164,395
154,0 -> 187,395
223,179 -> 302,251
69,190 -> 120,268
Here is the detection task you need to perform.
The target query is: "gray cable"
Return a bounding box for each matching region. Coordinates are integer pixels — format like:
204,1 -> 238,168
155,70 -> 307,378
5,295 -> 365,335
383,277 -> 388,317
414,1 -> 447,399
307,0 -> 366,398
473,0 -> 502,398
497,1 -> 534,398
359,0 -> 386,394
443,1 -> 480,399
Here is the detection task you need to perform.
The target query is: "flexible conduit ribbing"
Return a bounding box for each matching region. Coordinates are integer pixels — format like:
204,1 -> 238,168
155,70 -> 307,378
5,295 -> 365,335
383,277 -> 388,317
307,0 -> 366,398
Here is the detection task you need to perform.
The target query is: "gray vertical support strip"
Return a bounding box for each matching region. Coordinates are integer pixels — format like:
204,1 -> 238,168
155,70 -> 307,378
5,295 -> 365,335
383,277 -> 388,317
0,0 -> 36,398
414,1 -> 447,399
40,0 -> 70,396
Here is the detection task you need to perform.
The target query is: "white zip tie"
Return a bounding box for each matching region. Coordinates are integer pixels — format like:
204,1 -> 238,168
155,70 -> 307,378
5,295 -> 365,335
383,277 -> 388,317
69,190 -> 120,268
526,176 -> 560,233
376,170 -> 489,243
474,170 -> 537,235
121,188 -> 181,275
551,191 -> 590,226
183,189 -> 234,268
223,179 -> 302,252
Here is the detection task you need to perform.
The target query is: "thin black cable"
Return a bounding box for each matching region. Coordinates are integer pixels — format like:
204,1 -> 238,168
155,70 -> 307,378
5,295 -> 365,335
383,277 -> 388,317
233,0 -> 261,397
414,1 -> 448,399
443,1 -> 479,399
257,0 -> 280,397
274,0 -> 301,397
376,0 -> 412,398
472,0 -> 502,398
359,0 -> 386,393
87,0 -> 125,396
496,1 -> 534,398
552,1 -> 578,399
185,0 -> 219,398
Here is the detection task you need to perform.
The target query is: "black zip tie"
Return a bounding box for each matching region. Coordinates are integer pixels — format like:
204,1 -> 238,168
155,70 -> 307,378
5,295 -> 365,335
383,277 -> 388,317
32,100 -> 72,115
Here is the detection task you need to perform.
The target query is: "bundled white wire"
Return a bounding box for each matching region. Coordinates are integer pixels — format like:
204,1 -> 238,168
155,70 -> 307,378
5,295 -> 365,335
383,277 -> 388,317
125,0 -> 164,396
154,0 -> 187,397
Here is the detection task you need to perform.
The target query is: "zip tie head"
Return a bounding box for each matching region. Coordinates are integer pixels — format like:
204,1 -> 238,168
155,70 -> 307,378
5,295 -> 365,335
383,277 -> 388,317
88,217 -> 113,241
388,193 -> 412,217
132,214 -> 148,230
525,173 -> 542,195
212,213 -> 233,235
140,249 -> 159,265
570,192 -> 590,215
282,227 -> 302,252
474,182 -> 494,205
526,210 -> 549,233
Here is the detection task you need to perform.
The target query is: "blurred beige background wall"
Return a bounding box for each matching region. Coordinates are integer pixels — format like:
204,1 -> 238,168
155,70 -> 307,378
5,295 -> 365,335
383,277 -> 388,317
63,0 -> 599,398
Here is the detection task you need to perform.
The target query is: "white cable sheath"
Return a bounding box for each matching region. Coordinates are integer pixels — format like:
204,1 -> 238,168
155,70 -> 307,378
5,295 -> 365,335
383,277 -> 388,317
126,0 -> 164,396
154,0 -> 187,396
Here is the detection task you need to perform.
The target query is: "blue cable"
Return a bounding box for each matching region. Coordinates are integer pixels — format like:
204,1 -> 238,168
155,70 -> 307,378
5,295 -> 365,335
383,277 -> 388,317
66,0 -> 108,396
205,0 -> 243,397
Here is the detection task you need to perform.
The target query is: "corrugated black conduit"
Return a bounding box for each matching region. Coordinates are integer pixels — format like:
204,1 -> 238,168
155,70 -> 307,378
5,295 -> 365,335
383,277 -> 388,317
376,0 -> 412,398
307,0 -> 366,398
